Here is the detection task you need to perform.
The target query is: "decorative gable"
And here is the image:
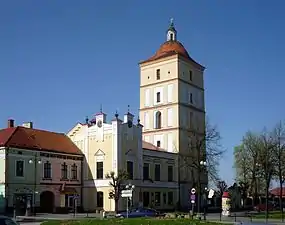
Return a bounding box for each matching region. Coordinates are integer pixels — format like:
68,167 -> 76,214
67,123 -> 83,138
94,149 -> 105,161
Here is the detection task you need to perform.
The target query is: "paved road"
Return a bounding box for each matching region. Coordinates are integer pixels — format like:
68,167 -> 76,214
19,223 -> 41,225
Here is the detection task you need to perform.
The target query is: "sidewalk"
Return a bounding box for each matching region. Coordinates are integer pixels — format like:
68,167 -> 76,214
16,213 -> 100,222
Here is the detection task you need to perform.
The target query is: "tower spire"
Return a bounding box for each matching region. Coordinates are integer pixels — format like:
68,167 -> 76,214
167,18 -> 177,41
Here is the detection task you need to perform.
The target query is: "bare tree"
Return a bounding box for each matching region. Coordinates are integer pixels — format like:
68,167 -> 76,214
256,129 -> 276,221
238,181 -> 250,207
271,121 -> 285,212
105,170 -> 129,213
179,120 -> 225,212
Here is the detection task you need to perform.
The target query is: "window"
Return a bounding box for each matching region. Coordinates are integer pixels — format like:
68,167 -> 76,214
189,93 -> 193,104
156,69 -> 160,80
189,70 -> 192,81
189,112 -> 193,129
127,161 -> 134,179
154,164 -> 160,181
155,192 -> 161,206
163,193 -> 167,204
97,192 -> 104,207
168,192 -> 173,205
43,161 -> 51,179
154,111 -> 162,129
168,165 -> 173,182
61,163 -> 68,180
143,163 -> 149,180
71,163 -> 77,180
96,162 -> 103,179
170,33 -> 173,41
15,160 -> 24,177
156,141 -> 161,148
156,92 -> 161,103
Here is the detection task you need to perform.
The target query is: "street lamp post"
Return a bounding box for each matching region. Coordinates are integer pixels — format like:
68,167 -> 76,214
125,184 -> 135,218
197,160 -> 207,218
29,157 -> 42,216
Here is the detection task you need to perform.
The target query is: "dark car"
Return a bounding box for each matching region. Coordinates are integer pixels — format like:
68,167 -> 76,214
0,217 -> 19,225
116,208 -> 159,218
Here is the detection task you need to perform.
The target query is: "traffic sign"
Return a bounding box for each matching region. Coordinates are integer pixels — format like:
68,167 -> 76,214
121,190 -> 132,198
191,188 -> 196,194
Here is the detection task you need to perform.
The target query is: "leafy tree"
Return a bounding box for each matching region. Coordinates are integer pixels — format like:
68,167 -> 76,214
105,170 -> 129,213
234,132 -> 265,204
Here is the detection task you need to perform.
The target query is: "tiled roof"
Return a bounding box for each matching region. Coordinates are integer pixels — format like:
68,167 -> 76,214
142,141 -> 165,151
0,126 -> 83,155
140,40 -> 205,70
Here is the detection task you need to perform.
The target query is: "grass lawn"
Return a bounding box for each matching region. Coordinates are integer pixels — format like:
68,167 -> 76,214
42,218 -> 231,225
252,211 -> 285,219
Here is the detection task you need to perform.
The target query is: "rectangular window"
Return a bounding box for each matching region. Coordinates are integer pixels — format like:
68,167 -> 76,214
188,92 -> 193,104
96,162 -> 103,179
145,89 -> 150,106
156,92 -> 161,103
127,161 -> 134,180
143,163 -> 149,180
16,160 -> 24,177
167,108 -> 173,126
168,192 -> 173,205
155,192 -> 161,206
154,164 -> 160,181
61,163 -> 68,180
189,112 -> 193,129
71,163 -> 77,180
167,84 -> 173,102
156,69 -> 160,80
168,165 -> 173,182
163,193 -> 167,204
43,161 -> 51,179
189,70 -> 192,81
156,140 -> 161,147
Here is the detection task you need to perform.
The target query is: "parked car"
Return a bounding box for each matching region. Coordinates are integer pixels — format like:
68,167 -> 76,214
116,208 -> 160,218
254,203 -> 274,212
0,216 -> 19,225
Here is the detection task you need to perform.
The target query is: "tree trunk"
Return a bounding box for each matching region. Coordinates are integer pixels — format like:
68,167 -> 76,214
279,180 -> 283,215
115,200 -> 119,213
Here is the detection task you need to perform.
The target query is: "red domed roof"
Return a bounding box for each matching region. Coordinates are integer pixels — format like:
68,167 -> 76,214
140,40 -> 205,70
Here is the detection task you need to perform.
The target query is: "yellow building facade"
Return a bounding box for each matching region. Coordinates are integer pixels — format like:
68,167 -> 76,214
68,112 -> 178,212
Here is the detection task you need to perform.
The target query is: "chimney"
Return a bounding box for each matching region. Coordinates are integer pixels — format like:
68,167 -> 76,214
22,122 -> 33,129
7,119 -> 14,128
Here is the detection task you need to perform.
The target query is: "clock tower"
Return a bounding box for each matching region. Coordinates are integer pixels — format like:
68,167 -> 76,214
139,19 -> 206,208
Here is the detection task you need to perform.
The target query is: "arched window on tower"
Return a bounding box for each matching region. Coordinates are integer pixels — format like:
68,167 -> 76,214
170,33 -> 173,41
154,111 -> 162,129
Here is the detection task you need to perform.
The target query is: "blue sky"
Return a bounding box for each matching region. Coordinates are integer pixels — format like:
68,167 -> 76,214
1,0 -> 285,185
